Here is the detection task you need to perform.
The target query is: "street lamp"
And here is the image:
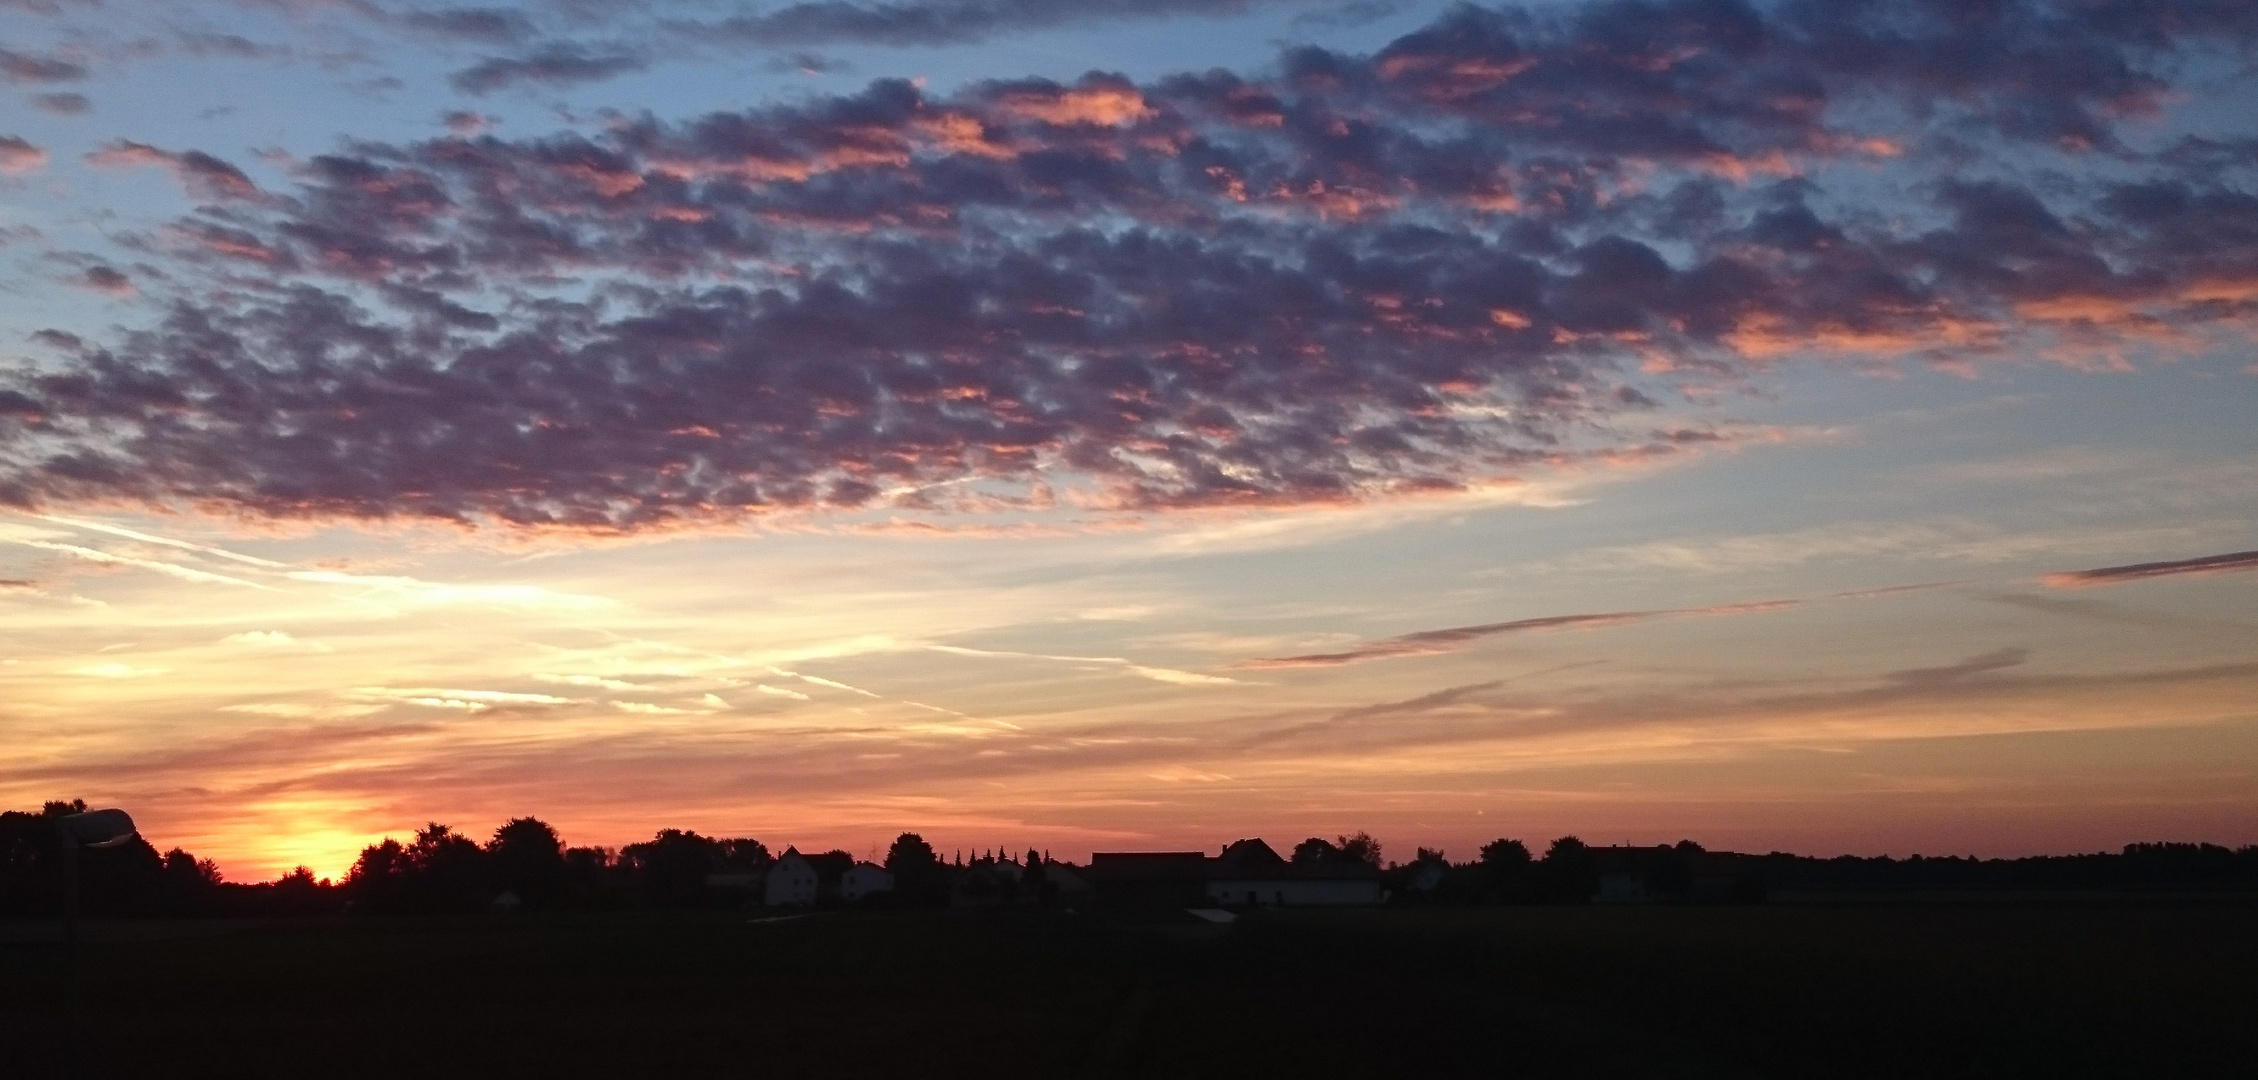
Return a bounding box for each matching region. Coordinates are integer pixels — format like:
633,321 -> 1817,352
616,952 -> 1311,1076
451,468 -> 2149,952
55,808 -> 136,1080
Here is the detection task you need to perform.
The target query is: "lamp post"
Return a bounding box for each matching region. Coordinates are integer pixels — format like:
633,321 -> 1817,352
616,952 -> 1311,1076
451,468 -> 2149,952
55,808 -> 136,1080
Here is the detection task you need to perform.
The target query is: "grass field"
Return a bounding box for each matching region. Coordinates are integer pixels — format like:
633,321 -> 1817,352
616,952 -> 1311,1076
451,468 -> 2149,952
3,898 -> 2253,1078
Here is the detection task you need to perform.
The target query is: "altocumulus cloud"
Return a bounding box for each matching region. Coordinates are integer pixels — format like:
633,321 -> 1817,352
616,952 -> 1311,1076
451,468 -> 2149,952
689,0 -> 1287,49
1,0 -> 2255,531
0,135 -> 47,175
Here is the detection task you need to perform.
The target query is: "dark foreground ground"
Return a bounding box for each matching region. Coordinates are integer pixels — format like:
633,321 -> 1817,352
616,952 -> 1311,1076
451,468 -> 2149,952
3,897 -> 2254,1079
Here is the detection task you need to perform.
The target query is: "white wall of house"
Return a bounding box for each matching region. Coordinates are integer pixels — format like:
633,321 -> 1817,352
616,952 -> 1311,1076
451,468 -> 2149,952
840,862 -> 894,901
1595,872 -> 1654,904
1206,878 -> 1381,906
765,852 -> 819,907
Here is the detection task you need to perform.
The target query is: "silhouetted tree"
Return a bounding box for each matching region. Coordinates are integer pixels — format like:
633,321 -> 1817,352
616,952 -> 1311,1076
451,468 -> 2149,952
717,838 -> 772,873
406,823 -> 490,912
622,829 -> 720,907
562,845 -> 620,908
1470,838 -> 1531,901
345,838 -> 409,913
158,847 -> 222,915
1291,834 -> 1384,869
342,824 -> 489,914
1481,838 -> 1531,868
886,833 -> 938,877
1538,835 -> 1599,903
488,817 -> 567,909
1023,847 -> 1058,904
884,833 -> 947,905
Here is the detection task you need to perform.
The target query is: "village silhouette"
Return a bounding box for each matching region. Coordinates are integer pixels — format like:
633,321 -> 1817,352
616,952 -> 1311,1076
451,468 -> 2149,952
4,800 -> 2255,1078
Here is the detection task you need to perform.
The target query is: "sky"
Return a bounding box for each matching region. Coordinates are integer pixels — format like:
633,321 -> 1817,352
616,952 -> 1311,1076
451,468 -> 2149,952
1,0 -> 2254,881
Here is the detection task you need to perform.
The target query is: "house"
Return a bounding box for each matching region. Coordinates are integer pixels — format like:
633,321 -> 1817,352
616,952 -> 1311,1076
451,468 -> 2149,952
1405,860 -> 1449,894
1042,860 -> 1091,900
1595,872 -> 1655,903
764,847 -> 857,906
1206,839 -> 1384,907
1088,851 -> 1211,908
765,848 -> 820,906
1091,840 -> 1383,908
839,861 -> 893,901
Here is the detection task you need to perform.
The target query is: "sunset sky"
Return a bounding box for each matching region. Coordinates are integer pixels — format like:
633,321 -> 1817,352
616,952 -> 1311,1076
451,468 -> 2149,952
2,0 -> 2253,881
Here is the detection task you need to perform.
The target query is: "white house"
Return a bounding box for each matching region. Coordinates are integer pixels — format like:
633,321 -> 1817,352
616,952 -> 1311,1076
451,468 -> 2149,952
765,848 -> 820,907
1204,875 -> 1383,906
1406,861 -> 1448,893
1201,838 -> 1383,907
839,862 -> 894,901
1042,861 -> 1091,898
1595,871 -> 1655,904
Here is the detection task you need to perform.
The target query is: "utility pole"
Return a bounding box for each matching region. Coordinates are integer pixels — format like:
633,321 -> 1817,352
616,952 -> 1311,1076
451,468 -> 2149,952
54,808 -> 137,1080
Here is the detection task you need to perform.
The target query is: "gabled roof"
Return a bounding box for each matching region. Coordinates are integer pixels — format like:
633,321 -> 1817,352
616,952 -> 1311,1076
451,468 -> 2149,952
1218,838 -> 1285,867
771,847 -> 855,880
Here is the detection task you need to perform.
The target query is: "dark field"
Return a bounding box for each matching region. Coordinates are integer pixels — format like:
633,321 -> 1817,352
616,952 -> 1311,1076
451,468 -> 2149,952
4,899 -> 2254,1079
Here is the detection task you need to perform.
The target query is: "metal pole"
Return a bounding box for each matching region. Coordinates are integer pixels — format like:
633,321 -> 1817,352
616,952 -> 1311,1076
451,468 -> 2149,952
61,835 -> 80,1080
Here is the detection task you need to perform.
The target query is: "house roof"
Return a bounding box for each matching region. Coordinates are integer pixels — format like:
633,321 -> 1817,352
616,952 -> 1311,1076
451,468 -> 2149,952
771,848 -> 855,879
1218,838 -> 1286,867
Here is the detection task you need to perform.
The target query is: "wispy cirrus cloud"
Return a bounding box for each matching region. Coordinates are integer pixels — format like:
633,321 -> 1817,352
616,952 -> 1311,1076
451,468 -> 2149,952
3,537 -> 275,589
221,629 -> 334,652
2043,549 -> 2258,588
1244,600 -> 1799,668
928,643 -> 1241,685
68,661 -> 170,678
40,641 -> 2257,878
282,570 -> 614,610
352,685 -> 580,711
33,514 -> 288,567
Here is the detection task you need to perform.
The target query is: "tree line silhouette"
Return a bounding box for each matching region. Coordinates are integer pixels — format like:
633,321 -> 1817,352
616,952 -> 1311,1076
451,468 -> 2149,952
5,800 -> 2255,918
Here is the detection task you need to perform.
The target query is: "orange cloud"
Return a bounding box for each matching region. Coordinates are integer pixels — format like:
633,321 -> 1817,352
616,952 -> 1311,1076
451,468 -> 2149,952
993,86 -> 1153,127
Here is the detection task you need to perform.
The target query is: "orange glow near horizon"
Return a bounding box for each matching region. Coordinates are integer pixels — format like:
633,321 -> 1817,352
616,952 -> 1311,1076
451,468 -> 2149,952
9,484 -> 2255,882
